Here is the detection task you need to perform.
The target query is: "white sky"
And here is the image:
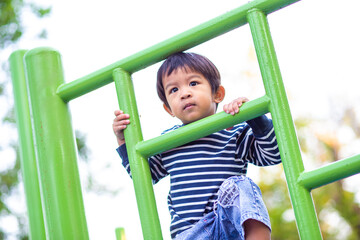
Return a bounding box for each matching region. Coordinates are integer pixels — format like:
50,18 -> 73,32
2,0 -> 360,239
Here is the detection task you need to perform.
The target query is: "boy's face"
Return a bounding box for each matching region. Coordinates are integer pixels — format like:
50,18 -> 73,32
162,67 -> 224,124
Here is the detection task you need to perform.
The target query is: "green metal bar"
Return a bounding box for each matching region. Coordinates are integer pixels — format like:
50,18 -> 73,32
298,154 -> 360,190
115,227 -> 127,240
137,95 -> 270,158
57,0 -> 300,102
247,9 -> 322,239
24,47 -> 89,239
9,50 -> 46,240
113,68 -> 162,240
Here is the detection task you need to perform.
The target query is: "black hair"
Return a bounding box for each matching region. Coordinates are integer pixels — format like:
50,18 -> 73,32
157,52 -> 221,108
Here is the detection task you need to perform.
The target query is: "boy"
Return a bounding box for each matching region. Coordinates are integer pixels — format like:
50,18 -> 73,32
113,52 -> 281,239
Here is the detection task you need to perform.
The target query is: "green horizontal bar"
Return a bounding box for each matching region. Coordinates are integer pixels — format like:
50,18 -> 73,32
136,95 -> 270,158
57,0 -> 300,102
298,154 -> 360,190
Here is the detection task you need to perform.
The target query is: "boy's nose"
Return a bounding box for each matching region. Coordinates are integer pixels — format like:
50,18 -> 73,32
181,90 -> 192,99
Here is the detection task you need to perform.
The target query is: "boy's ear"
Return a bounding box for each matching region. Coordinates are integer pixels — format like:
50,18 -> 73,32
163,103 -> 175,117
214,85 -> 225,103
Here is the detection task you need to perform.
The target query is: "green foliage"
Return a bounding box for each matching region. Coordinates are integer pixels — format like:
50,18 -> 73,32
0,0 -> 23,47
258,107 -> 360,239
75,130 -> 90,162
1,1 -> 115,237
258,167 -> 299,239
29,3 -> 51,17
0,0 -> 51,48
0,1 -> 51,238
0,151 -> 20,196
312,181 -> 360,240
0,82 -> 4,95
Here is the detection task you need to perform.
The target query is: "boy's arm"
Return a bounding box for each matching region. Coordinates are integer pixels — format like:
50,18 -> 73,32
117,144 -> 132,178
113,110 -> 133,177
116,144 -> 169,184
246,115 -> 273,136
245,115 -> 281,166
223,98 -> 281,166
113,110 -> 169,183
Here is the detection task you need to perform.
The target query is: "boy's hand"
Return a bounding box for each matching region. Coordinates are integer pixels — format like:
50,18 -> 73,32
113,110 -> 130,146
223,97 -> 249,115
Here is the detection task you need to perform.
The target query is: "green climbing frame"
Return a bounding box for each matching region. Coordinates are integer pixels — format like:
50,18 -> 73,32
9,0 -> 360,239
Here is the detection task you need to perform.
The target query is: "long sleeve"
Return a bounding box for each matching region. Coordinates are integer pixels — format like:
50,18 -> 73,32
116,144 -> 169,184
117,144 -> 132,178
239,115 -> 281,166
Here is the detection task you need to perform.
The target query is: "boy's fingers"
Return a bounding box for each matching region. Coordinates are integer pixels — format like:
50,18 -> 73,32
236,97 -> 249,107
114,110 -> 126,116
115,114 -> 130,121
223,97 -> 250,115
233,101 -> 239,113
114,120 -> 130,126
224,102 -> 235,114
240,97 -> 249,103
113,123 -> 128,133
116,125 -> 127,130
223,104 -> 230,113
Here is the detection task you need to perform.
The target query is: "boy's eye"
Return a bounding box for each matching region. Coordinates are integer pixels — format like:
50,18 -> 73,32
189,81 -> 198,86
170,87 -> 178,94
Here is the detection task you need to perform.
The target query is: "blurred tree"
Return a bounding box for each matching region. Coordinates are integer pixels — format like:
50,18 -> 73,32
0,1 -> 51,238
1,1 -> 50,238
1,1 -> 121,238
258,104 -> 360,239
0,0 -> 51,49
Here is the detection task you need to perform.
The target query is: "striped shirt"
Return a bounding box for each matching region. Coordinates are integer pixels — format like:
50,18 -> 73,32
117,115 -> 281,238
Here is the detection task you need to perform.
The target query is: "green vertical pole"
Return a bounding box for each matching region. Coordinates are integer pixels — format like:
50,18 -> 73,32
113,68 -> 162,240
247,9 -> 322,240
9,50 -> 46,240
115,227 -> 127,240
23,47 -> 89,239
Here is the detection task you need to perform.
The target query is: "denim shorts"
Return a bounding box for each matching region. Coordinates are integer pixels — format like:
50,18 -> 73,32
174,175 -> 271,240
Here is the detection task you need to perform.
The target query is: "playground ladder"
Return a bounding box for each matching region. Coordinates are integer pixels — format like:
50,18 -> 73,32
9,0 -> 360,239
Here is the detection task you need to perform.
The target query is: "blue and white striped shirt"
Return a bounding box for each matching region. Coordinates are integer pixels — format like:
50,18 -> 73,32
117,115 -> 281,238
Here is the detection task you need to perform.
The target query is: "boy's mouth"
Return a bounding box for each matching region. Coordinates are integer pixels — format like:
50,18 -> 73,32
183,103 -> 195,110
